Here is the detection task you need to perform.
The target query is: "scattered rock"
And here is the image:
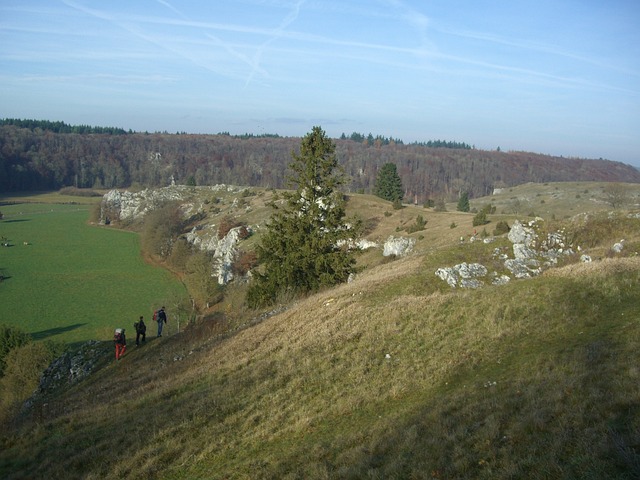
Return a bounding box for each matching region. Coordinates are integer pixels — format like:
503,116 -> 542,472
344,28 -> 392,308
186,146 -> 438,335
612,240 -> 625,253
435,262 -> 488,288
436,218 -> 582,288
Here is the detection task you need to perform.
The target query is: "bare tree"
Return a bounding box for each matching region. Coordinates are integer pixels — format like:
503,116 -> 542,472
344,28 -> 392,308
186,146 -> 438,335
603,183 -> 628,209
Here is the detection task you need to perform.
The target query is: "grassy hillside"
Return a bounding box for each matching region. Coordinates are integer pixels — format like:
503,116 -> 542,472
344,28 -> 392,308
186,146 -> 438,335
1,183 -> 639,479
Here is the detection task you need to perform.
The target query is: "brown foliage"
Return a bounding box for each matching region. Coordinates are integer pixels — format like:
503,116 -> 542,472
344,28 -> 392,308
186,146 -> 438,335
2,126 -> 640,200
232,250 -> 258,276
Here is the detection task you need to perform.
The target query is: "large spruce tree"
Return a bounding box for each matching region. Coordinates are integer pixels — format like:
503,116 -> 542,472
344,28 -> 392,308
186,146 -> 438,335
374,162 -> 403,202
247,126 -> 360,308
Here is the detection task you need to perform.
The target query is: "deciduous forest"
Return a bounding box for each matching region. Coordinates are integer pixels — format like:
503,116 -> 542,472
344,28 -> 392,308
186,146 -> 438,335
2,120 -> 639,201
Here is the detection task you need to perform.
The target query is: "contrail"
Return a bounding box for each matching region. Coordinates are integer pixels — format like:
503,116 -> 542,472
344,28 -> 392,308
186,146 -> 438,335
245,0 -> 306,88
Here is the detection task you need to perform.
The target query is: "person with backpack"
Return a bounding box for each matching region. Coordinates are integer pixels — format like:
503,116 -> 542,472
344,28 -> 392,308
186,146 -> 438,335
114,328 -> 126,360
134,316 -> 146,346
155,306 -> 167,337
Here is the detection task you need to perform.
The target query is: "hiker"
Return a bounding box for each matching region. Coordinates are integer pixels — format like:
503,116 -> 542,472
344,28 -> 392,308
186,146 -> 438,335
134,316 -> 146,346
114,328 -> 127,360
155,306 -> 167,337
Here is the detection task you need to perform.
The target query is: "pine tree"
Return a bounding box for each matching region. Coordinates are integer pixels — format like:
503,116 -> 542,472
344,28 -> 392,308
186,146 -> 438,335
374,163 -> 403,202
247,126 -> 361,309
457,191 -> 470,212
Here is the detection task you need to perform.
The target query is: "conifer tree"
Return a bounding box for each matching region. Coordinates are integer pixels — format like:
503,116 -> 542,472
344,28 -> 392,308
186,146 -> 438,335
457,191 -> 470,212
247,127 -> 360,308
374,163 -> 403,202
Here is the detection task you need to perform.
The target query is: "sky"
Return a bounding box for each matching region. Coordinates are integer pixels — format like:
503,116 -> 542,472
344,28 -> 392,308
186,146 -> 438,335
1,0 -> 639,167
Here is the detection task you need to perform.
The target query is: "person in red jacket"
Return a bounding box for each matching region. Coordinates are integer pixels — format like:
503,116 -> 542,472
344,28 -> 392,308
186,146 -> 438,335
114,328 -> 127,360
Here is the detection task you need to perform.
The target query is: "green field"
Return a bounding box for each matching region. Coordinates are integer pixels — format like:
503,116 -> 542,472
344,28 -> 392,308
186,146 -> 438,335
0,203 -> 188,346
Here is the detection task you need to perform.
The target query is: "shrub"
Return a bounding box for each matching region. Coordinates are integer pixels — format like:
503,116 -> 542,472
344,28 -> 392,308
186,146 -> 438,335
362,217 -> 380,236
434,199 -> 447,212
472,211 -> 488,226
407,215 -> 427,233
0,325 -> 31,377
493,221 -> 510,236
184,251 -> 222,308
140,202 -> 184,258
168,238 -> 193,270
218,215 -> 244,239
0,342 -> 62,423
233,250 -> 258,277
238,225 -> 252,240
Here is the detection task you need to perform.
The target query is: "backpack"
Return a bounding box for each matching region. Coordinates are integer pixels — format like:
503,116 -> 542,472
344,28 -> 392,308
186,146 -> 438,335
133,322 -> 139,331
153,310 -> 159,322
114,328 -> 124,343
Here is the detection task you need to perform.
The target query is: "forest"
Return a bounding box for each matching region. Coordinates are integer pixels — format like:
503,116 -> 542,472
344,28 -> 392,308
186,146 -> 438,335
1,120 -> 639,202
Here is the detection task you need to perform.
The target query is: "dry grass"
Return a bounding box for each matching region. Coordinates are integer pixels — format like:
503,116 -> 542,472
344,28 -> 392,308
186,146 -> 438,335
543,256 -> 640,278
1,182 -> 640,479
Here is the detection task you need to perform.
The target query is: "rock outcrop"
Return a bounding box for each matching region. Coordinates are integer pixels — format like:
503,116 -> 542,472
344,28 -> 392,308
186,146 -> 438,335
383,236 -> 415,257
435,219 -> 581,288
23,340 -> 109,412
100,185 -> 383,286
101,185 -> 251,285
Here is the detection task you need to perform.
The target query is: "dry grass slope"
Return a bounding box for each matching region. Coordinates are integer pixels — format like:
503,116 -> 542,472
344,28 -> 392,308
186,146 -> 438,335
1,182 -> 640,479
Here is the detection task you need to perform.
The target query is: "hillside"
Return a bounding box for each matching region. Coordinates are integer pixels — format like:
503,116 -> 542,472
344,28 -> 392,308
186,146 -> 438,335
2,124 -> 640,202
1,183 -> 640,479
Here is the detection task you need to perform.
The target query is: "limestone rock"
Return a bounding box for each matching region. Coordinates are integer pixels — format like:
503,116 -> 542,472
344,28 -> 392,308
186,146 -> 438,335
435,262 -> 487,288
383,236 -> 415,257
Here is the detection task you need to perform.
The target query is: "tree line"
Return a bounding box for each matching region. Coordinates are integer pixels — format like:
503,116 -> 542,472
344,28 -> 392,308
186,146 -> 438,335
339,131 -> 471,150
0,118 -> 129,135
2,122 -> 639,201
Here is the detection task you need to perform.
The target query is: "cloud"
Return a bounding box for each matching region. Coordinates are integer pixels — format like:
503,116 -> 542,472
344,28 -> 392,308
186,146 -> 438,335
244,0 -> 306,87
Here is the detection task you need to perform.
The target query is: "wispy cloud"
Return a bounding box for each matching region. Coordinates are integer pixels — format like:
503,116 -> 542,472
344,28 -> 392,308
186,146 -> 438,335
61,0 -> 254,82
244,0 -> 305,87
438,26 -> 640,77
0,72 -> 177,85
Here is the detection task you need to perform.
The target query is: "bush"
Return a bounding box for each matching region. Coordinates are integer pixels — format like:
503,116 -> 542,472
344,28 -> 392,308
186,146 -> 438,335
218,215 -> 245,239
493,221 -> 510,236
472,211 -> 488,226
184,251 -> 222,308
233,250 -> 258,277
0,342 -> 62,424
434,199 -> 447,212
362,217 -> 380,236
140,202 -> 184,258
168,238 -> 193,270
407,215 -> 427,233
0,325 -> 31,377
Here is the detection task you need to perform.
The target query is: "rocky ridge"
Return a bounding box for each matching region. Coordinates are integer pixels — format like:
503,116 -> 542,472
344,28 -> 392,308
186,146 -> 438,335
100,185 -> 417,285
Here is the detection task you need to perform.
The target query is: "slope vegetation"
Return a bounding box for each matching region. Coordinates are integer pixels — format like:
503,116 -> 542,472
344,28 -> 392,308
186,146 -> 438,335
1,183 -> 640,479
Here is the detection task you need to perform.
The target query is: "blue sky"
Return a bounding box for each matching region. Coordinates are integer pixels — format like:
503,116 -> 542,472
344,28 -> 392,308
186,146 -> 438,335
1,0 -> 639,166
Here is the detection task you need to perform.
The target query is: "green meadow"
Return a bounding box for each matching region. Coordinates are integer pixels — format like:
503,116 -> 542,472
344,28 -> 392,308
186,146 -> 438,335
0,202 -> 188,346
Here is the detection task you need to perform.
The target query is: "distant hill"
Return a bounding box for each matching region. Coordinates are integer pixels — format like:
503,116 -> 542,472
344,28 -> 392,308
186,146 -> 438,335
1,122 -> 639,200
